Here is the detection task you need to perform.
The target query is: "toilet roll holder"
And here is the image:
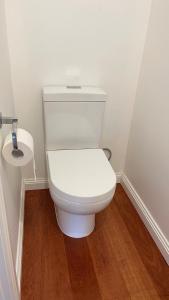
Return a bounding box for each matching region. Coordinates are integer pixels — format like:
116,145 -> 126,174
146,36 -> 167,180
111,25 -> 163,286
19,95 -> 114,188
0,112 -> 24,157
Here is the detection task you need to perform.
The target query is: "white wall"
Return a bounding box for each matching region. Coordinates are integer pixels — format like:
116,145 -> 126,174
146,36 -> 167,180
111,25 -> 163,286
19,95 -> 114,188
5,0 -> 151,179
125,0 -> 169,242
0,0 -> 22,265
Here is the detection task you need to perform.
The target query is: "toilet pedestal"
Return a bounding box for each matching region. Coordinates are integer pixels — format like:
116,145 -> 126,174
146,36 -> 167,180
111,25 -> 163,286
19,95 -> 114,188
54,205 -> 95,238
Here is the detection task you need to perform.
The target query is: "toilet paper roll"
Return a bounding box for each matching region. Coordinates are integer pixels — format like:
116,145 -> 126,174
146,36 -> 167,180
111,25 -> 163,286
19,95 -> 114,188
2,128 -> 34,167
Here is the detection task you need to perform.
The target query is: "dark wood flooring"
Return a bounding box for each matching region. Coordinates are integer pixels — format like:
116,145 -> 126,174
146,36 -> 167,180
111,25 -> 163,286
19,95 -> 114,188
21,185 -> 169,300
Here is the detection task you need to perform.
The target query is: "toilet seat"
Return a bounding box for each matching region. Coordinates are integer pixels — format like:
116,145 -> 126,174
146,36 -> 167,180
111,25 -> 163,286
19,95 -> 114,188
47,149 -> 116,205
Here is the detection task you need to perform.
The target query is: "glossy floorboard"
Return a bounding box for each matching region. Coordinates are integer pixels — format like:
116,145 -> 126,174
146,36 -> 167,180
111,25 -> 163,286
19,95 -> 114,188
21,185 -> 169,300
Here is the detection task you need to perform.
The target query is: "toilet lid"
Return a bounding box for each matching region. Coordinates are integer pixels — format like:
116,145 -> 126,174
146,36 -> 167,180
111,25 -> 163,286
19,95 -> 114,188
47,149 -> 116,203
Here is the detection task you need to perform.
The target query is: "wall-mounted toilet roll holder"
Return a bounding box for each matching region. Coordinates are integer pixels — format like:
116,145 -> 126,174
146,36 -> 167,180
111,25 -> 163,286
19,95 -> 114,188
0,112 -> 24,157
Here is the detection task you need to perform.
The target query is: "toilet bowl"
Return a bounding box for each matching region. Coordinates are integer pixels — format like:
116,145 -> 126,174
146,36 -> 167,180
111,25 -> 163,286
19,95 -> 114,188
47,148 -> 116,238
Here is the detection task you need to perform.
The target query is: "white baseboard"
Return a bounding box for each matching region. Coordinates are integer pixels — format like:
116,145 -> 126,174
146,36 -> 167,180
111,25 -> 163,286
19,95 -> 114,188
15,179 -> 25,291
116,172 -> 121,183
121,173 -> 169,265
24,178 -> 48,190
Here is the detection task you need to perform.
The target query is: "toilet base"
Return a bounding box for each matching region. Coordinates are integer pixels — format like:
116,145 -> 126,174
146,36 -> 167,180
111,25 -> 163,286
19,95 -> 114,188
54,205 -> 95,238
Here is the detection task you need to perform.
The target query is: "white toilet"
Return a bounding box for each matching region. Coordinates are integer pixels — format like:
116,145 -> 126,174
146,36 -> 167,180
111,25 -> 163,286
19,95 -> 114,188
43,86 -> 116,238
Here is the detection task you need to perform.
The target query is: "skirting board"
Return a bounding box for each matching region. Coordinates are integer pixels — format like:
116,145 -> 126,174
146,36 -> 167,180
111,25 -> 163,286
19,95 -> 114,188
24,178 -> 48,190
116,172 -> 121,184
15,179 -> 25,291
24,173 -> 121,191
121,173 -> 169,265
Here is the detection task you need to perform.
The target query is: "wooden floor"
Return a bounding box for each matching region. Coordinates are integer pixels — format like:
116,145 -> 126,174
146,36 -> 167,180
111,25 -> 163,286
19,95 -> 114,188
21,185 -> 169,300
